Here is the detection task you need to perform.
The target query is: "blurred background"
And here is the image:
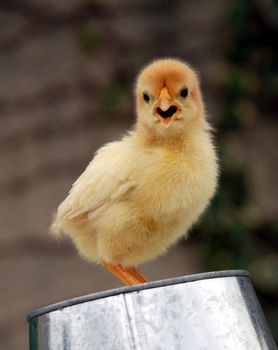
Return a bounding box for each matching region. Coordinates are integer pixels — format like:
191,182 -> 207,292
0,0 -> 277,348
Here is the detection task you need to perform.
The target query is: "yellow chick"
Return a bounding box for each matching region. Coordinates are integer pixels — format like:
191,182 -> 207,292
51,58 -> 218,285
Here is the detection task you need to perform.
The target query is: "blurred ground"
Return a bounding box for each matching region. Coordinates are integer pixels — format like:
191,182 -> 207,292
0,1 -> 277,349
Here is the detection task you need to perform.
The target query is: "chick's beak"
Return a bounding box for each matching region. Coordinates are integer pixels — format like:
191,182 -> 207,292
159,86 -> 172,111
156,87 -> 177,128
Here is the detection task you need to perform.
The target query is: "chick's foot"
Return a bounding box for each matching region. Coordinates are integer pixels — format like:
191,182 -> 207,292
102,261 -> 148,285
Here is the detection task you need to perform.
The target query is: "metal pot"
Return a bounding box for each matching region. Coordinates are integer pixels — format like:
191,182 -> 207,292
27,270 -> 277,350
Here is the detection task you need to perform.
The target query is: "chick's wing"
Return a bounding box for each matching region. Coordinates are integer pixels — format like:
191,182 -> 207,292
58,142 -> 135,220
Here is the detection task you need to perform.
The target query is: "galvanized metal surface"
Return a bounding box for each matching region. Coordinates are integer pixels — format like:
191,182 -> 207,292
28,270 -> 277,350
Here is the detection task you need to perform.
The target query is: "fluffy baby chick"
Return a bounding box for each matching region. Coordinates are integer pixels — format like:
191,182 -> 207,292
51,58 -> 218,285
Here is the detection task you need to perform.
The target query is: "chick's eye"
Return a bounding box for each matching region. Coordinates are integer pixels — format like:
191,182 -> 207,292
143,93 -> 150,102
180,88 -> 188,98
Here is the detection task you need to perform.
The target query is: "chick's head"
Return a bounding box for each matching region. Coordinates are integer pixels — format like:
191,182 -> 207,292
135,58 -> 210,139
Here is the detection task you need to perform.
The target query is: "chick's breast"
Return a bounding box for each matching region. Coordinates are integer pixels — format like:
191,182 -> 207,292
96,132 -> 216,266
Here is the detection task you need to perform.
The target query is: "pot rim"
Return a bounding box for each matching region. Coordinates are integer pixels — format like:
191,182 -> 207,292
27,269 -> 250,322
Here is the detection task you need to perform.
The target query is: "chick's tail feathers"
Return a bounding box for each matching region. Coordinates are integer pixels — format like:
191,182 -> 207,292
50,213 -> 66,239
49,198 -> 75,237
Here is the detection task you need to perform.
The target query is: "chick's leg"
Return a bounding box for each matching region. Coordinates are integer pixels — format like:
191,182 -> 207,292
126,267 -> 148,283
102,262 -> 148,285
